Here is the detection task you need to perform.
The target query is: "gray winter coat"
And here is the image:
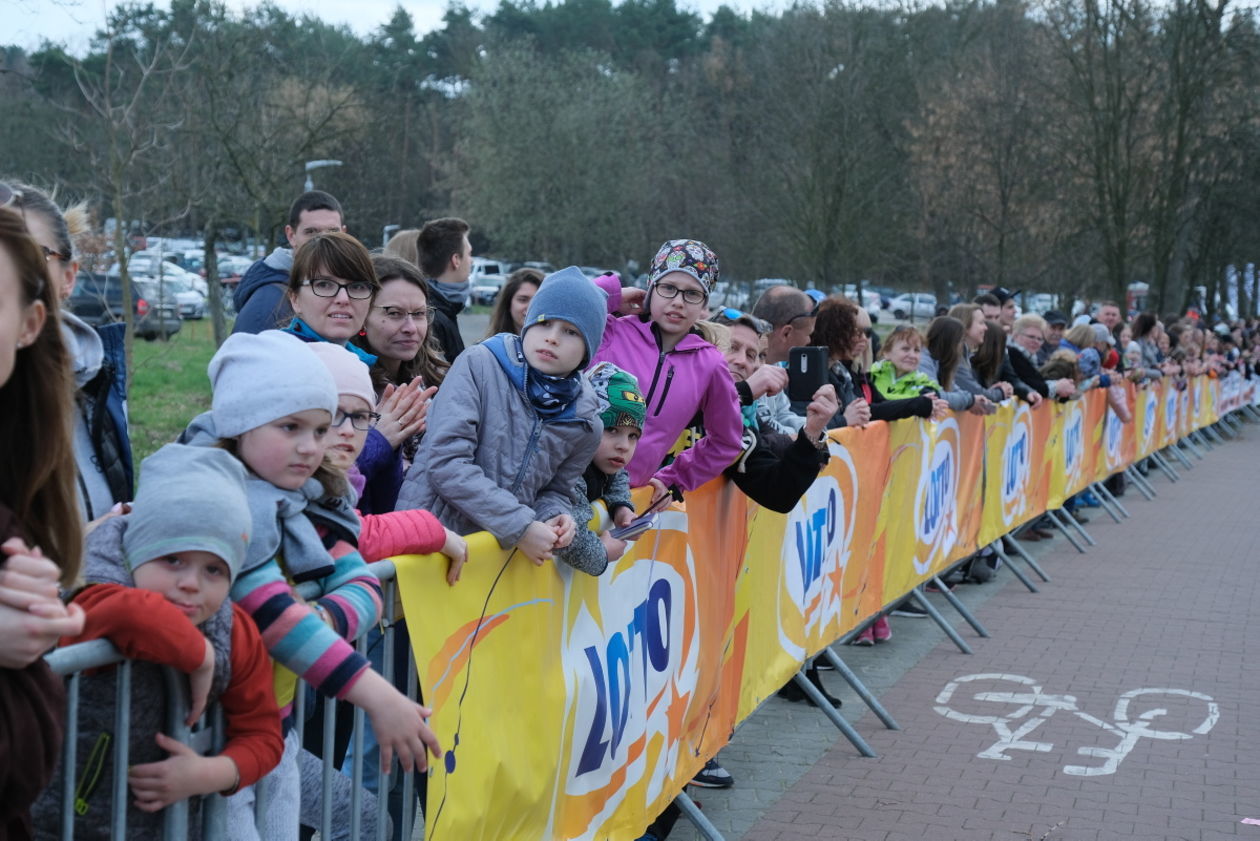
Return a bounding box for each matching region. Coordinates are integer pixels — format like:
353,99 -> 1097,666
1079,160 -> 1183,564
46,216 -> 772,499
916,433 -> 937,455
556,468 -> 633,576
397,342 -> 602,547
917,352 -> 976,412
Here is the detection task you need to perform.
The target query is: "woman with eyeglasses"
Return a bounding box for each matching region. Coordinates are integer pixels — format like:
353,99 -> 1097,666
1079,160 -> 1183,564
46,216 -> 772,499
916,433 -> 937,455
343,255 -> 449,513
0,180 -> 135,522
589,240 -> 743,512
282,232 -> 379,358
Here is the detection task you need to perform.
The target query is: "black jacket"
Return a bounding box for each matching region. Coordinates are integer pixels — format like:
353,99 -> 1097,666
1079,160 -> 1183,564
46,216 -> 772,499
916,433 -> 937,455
726,428 -> 829,513
430,292 -> 466,363
1008,344 -> 1050,397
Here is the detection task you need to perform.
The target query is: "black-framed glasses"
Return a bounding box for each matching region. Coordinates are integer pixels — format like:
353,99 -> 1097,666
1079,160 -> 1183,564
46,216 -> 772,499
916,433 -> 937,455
787,303 -> 821,324
305,277 -> 375,300
654,281 -> 706,305
332,409 -> 381,431
373,305 -> 437,324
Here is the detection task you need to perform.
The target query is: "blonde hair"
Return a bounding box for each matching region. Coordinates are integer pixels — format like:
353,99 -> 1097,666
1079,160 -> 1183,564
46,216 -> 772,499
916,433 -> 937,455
694,320 -> 730,352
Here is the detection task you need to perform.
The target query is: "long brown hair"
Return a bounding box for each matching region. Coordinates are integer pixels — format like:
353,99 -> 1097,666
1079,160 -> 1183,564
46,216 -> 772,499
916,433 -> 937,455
486,267 -> 543,337
810,296 -> 862,361
972,319 -> 1007,386
353,255 -> 448,390
926,316 -> 965,390
0,207 -> 82,586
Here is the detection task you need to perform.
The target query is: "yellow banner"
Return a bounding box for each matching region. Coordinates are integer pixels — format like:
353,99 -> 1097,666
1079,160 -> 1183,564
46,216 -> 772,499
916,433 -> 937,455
397,377 -> 1228,840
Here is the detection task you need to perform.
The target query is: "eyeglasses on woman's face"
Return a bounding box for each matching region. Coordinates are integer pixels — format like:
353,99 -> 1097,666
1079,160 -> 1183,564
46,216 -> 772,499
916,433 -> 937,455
305,277 -> 374,300
374,305 -> 436,324
654,281 -> 706,306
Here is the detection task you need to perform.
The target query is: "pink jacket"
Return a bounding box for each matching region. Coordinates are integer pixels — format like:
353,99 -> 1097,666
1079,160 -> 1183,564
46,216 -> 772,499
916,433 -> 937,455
590,275 -> 743,491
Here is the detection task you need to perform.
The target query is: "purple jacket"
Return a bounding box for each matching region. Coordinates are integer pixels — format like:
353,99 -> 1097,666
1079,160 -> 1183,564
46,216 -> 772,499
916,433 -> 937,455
590,275 -> 743,491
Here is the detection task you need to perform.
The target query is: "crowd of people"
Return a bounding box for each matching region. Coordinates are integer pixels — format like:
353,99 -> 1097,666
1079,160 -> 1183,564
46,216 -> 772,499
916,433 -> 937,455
1,183 -> 1257,841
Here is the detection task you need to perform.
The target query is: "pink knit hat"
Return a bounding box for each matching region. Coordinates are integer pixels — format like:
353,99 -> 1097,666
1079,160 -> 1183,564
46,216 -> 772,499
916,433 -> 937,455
308,343 -> 376,409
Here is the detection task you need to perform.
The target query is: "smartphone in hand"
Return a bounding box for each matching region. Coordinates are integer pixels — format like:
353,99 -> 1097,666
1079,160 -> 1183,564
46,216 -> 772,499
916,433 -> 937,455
787,346 -> 829,403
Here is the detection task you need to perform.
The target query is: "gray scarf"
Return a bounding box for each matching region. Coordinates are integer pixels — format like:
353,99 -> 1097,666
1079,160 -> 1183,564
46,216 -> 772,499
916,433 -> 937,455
181,411 -> 361,581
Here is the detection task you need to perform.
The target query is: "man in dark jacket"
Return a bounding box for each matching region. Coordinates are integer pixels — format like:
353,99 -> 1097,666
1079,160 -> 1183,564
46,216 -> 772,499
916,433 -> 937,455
231,191 -> 345,334
416,217 -> 473,362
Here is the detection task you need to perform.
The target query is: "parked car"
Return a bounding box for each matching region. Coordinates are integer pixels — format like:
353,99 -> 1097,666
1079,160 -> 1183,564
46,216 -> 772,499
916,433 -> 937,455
161,277 -> 206,320
578,266 -> 613,279
470,258 -> 509,305
215,255 -> 253,288
67,272 -> 182,340
889,292 -> 938,321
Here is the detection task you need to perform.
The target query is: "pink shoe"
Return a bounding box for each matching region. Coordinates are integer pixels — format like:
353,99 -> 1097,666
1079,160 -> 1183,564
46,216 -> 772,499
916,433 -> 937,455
851,625 -> 875,646
873,616 -> 892,643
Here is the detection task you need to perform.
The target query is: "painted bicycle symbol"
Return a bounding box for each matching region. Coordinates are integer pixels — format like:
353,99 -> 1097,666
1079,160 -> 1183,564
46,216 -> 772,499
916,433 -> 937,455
934,673 -> 1219,776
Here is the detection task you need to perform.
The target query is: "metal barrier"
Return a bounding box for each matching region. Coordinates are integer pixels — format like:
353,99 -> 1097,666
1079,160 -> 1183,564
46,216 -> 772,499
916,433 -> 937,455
38,390 -> 1259,840
42,559 -> 415,841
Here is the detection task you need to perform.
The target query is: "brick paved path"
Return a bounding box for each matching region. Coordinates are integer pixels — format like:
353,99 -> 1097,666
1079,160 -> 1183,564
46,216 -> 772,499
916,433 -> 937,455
680,427 -> 1260,841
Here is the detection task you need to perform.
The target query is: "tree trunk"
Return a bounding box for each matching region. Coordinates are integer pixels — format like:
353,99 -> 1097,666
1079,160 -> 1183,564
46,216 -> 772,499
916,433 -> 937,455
204,222 -> 227,347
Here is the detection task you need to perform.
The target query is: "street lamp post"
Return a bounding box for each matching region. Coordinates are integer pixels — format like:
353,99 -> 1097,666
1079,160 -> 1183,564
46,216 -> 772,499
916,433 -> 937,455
304,159 -> 343,191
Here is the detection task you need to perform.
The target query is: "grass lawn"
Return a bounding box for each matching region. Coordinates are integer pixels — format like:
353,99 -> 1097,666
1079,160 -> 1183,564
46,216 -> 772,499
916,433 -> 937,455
129,318 -> 220,461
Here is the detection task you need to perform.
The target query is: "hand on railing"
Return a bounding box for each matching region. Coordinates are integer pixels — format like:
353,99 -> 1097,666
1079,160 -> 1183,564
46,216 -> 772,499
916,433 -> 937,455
345,669 -> 442,774
128,734 -> 239,812
442,527 -> 469,585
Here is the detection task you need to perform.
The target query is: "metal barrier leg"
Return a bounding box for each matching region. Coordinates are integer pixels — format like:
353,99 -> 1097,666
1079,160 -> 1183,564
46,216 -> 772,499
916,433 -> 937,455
1244,404 -> 1260,422
1154,448 -> 1185,476
1045,509 -> 1087,553
1183,434 -> 1207,459
1061,506 -> 1096,546
991,544 -> 1039,593
818,646 -> 902,729
1003,535 -> 1051,582
111,661 -> 132,840
1124,466 -> 1156,499
674,790 -> 728,841
910,587 -> 973,655
1214,421 -> 1235,440
1165,443 -> 1193,469
1091,481 -> 1127,521
321,691 -> 336,840
790,668 -> 877,756
60,673 -> 80,841
929,575 -> 993,635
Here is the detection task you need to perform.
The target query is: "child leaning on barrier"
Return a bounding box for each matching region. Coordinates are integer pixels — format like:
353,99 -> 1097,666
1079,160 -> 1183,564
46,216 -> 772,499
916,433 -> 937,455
397,267 -> 606,570
32,444 -> 283,841
181,331 -> 440,841
589,240 -> 743,511
554,363 -> 646,576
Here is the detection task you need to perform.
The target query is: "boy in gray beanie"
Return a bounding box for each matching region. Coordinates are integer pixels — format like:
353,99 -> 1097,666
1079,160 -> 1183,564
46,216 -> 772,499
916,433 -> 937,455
33,444 -> 282,840
397,266 -> 608,568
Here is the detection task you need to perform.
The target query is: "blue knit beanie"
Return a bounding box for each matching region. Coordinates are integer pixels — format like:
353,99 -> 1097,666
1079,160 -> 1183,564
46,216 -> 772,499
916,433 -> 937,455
522,266 -> 608,366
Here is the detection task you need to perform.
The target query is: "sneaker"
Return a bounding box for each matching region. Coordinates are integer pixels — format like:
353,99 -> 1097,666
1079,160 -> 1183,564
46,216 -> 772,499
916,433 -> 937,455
1079,491 -> 1102,508
891,603 -> 929,617
777,667 -> 843,708
851,626 -> 875,646
925,579 -> 954,593
691,758 -> 734,789
873,616 -> 892,643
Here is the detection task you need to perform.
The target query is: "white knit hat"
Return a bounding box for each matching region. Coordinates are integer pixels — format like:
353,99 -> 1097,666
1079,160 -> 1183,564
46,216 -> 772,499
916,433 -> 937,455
208,331 -> 338,437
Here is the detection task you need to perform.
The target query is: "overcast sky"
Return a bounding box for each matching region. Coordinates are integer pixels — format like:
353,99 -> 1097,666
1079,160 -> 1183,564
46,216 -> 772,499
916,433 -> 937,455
8,0 -> 765,54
